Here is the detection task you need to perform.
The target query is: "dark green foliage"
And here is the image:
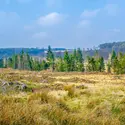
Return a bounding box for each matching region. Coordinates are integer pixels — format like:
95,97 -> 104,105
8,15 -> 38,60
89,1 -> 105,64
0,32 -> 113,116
56,57 -> 65,72
2,47 -> 125,75
86,51 -> 105,72
107,51 -> 125,74
56,48 -> 84,72
2,50 -> 49,71
76,48 -> 84,71
98,57 -> 105,72
7,58 -> 13,68
73,49 -> 77,71
12,54 -> 18,69
0,47 -> 85,72
86,56 -> 96,71
41,60 -> 49,70
111,50 -> 116,65
0,59 -> 3,68
70,54 -> 75,71
63,50 -> 71,72
47,45 -> 55,71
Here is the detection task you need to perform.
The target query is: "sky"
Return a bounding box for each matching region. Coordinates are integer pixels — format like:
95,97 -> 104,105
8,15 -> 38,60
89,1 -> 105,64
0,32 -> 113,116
0,0 -> 125,49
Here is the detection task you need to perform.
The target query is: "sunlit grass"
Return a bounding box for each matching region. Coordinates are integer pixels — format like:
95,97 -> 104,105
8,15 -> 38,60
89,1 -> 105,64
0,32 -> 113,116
0,69 -> 125,124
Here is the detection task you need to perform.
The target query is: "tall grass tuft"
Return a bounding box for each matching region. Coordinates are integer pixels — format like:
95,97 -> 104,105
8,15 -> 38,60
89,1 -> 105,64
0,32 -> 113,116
64,85 -> 75,97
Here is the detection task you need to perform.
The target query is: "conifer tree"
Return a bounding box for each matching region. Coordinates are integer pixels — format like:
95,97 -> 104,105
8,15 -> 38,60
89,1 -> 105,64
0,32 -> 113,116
41,60 -> 49,70
56,57 -> 64,72
12,55 -> 18,69
98,57 -> 105,72
73,49 -> 77,71
0,59 -> 3,68
111,50 -> 116,66
47,46 -> 55,71
20,50 -> 25,70
64,50 -> 70,72
7,58 -> 13,68
76,48 -> 84,71
70,54 -> 75,71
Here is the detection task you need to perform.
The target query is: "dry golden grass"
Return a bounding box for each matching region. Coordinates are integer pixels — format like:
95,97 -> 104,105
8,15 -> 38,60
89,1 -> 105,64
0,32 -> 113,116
0,69 -> 125,124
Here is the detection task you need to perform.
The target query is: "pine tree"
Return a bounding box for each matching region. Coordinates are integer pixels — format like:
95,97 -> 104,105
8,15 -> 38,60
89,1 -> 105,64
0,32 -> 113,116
12,55 -> 18,69
26,53 -> 32,70
41,60 -> 49,70
86,56 -> 96,72
107,61 -> 111,73
111,50 -> 116,66
76,48 -> 84,71
46,46 -> 55,71
20,50 -> 25,70
56,57 -> 64,72
0,59 -> 3,68
23,53 -> 31,70
63,50 -> 70,72
70,54 -> 75,71
110,56 -> 119,74
98,57 -> 105,72
7,58 -> 13,68
118,54 -> 125,74
73,49 -> 77,71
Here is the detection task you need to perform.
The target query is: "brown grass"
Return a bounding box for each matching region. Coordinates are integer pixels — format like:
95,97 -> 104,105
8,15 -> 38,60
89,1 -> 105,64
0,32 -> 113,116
0,69 -> 125,124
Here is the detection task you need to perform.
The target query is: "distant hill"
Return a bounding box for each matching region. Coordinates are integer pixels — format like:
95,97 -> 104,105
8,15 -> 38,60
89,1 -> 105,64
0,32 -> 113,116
86,41 -> 125,59
1,41 -> 125,59
99,41 -> 125,50
0,48 -> 66,59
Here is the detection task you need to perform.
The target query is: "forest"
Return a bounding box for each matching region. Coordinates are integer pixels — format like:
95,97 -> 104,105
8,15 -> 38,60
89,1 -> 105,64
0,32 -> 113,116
0,45 -> 125,74
1,41 -> 125,59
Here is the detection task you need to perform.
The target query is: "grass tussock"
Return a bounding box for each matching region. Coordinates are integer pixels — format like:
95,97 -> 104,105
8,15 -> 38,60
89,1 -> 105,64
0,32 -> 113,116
1,69 -> 125,124
64,85 -> 75,97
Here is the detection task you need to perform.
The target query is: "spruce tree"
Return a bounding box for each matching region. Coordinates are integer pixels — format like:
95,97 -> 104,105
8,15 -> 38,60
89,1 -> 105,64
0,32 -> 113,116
86,56 -> 96,72
76,48 -> 84,71
70,54 -> 75,71
41,60 -> 49,70
64,50 -> 70,72
47,46 -> 55,71
12,55 -> 18,69
111,50 -> 116,66
98,57 -> 105,72
56,57 -> 64,72
0,59 -> 3,68
73,49 -> 77,71
7,58 -> 13,68
20,50 -> 25,70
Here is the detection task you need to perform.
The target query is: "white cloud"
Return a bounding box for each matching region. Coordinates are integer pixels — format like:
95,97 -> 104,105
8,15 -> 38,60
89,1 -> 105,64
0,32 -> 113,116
37,12 -> 64,26
110,28 -> 121,33
46,0 -> 57,7
4,0 -> 32,4
104,4 -> 119,16
81,9 -> 100,18
78,3 -> 120,29
17,0 -> 31,3
78,20 -> 91,28
80,4 -> 120,19
0,11 -> 19,21
24,25 -> 34,30
32,32 -> 47,39
46,0 -> 62,7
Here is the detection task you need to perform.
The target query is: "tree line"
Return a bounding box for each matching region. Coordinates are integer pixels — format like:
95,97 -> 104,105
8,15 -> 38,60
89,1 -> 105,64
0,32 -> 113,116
0,46 -> 125,74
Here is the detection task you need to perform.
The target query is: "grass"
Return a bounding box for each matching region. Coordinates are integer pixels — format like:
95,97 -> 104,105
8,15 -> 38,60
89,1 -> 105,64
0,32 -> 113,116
1,69 -> 125,124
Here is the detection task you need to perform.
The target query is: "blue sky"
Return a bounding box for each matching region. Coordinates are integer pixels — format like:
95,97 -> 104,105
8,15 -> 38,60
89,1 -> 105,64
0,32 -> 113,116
0,0 -> 125,48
